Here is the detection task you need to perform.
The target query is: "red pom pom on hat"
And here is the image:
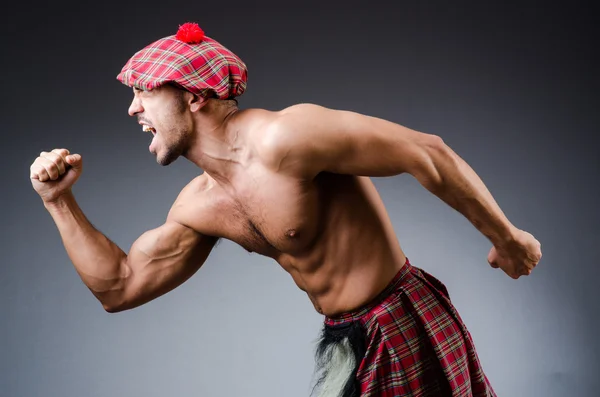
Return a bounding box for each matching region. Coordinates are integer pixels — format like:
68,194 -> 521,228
175,22 -> 205,44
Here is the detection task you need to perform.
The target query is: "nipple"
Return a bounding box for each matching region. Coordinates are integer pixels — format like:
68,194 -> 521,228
286,229 -> 297,238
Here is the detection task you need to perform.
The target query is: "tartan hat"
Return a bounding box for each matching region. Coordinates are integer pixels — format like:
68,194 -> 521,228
116,22 -> 247,99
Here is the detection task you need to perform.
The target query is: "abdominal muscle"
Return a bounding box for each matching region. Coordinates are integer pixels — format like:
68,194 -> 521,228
273,175 -> 407,318
186,172 -> 408,318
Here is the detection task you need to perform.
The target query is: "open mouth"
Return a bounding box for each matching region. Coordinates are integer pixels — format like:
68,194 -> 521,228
142,124 -> 156,136
142,124 -> 158,152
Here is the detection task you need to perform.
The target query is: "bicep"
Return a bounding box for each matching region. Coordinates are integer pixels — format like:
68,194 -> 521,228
118,221 -> 217,310
268,104 -> 442,179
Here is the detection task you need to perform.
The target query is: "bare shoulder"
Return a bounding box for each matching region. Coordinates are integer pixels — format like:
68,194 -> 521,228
266,103 -> 331,135
166,174 -> 217,235
279,102 -> 329,115
238,103 -> 327,141
171,173 -> 211,205
249,101 -> 433,179
247,103 -> 332,175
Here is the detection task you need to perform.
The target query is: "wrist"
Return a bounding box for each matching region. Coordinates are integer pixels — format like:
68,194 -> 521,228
43,191 -> 76,212
492,223 -> 519,249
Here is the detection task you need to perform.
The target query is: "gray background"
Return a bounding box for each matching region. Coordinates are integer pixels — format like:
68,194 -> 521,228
1,1 -> 598,396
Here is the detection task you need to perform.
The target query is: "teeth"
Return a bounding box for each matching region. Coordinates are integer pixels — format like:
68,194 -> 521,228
142,125 -> 156,135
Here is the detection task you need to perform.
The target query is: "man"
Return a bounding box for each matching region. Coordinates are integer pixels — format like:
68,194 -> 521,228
29,22 -> 541,396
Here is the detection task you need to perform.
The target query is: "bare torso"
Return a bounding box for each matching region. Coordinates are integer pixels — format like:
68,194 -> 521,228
171,110 -> 407,317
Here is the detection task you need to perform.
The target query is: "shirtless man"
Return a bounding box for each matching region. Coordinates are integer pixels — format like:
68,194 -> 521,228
29,23 -> 541,397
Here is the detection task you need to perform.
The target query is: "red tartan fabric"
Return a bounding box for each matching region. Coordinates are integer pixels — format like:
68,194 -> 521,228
325,259 -> 496,396
116,33 -> 247,99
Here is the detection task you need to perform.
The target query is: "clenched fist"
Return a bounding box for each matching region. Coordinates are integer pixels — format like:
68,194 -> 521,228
488,229 -> 542,279
30,148 -> 83,203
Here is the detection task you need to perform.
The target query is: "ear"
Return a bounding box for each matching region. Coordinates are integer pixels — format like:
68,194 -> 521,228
188,92 -> 209,112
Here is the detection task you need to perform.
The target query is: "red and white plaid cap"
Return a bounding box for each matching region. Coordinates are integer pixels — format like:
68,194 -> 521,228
116,23 -> 247,99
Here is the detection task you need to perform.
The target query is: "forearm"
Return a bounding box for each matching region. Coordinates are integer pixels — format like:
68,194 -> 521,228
44,192 -> 128,302
417,138 -> 517,247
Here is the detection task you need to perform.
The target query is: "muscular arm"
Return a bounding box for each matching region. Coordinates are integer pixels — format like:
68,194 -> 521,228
264,103 -> 517,248
45,192 -> 217,313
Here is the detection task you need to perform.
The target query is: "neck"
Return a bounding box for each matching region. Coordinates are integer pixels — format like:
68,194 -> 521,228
184,101 -> 243,184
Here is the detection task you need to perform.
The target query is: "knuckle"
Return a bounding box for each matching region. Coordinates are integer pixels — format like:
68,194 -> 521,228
52,149 -> 69,161
46,154 -> 64,169
44,161 -> 58,175
47,152 -> 61,161
51,156 -> 65,170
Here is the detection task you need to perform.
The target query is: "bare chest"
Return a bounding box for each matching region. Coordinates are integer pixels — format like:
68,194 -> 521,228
202,171 -> 322,257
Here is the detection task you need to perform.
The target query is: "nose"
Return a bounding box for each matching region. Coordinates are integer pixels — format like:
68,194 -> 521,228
128,96 -> 144,117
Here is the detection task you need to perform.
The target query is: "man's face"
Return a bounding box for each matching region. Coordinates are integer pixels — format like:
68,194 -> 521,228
128,84 -> 190,166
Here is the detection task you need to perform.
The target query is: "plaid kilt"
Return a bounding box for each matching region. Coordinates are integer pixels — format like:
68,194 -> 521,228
318,258 -> 496,397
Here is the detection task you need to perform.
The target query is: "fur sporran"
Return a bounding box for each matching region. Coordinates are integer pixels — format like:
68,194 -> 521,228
311,321 -> 367,397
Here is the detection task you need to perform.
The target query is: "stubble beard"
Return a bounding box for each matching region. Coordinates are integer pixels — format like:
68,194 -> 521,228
156,132 -> 187,166
156,99 -> 190,166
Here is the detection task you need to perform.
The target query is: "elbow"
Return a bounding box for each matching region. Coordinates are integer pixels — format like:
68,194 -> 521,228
425,133 -> 445,150
98,267 -> 133,314
420,133 -> 447,157
103,302 -> 123,313
413,134 -> 453,192
100,294 -> 129,313
102,296 -> 137,313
